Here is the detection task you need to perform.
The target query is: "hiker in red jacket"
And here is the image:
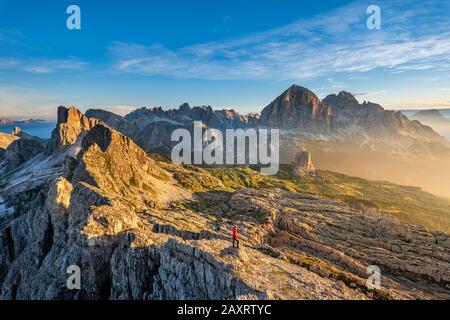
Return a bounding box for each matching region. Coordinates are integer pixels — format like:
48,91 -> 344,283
232,225 -> 239,249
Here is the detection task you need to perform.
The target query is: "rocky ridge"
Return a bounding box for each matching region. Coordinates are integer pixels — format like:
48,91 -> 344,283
87,85 -> 450,161
0,107 -> 448,300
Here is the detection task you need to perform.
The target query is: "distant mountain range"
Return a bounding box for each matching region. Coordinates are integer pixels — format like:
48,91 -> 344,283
0,118 -> 47,125
86,85 -> 450,158
81,85 -> 450,198
401,108 -> 450,118
409,109 -> 450,141
2,84 -> 450,197
410,109 -> 450,125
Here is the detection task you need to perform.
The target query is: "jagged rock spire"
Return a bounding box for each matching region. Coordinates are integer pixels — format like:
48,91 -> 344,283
49,106 -> 100,151
292,151 -> 315,177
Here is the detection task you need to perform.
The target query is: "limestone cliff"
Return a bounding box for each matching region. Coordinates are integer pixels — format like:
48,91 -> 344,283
260,85 -> 333,132
48,106 -> 100,152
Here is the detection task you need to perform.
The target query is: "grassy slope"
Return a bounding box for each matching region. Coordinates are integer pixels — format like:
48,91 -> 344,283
153,153 -> 450,233
294,170 -> 450,233
212,166 -> 450,233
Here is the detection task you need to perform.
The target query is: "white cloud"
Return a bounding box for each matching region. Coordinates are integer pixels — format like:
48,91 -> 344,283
0,58 -> 88,74
107,0 -> 450,81
0,58 -> 19,69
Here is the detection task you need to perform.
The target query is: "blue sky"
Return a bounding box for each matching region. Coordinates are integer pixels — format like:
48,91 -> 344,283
0,0 -> 450,119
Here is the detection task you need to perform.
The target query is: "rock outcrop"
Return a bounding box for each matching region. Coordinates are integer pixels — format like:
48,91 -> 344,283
48,106 -> 100,151
292,151 -> 315,176
11,127 -> 33,140
1,128 -> 45,170
0,133 -> 19,163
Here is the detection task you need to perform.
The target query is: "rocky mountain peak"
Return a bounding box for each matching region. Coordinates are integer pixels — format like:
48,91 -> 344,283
1,103 -> 450,300
284,85 -> 321,105
338,90 -> 357,100
57,106 -> 91,128
49,106 -> 100,151
85,109 -> 137,138
71,122 -> 188,208
322,91 -> 359,108
260,84 -> 332,130
179,103 -> 191,113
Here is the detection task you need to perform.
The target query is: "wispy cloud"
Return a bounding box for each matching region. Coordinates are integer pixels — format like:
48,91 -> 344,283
0,57 -> 88,74
107,0 -> 450,81
0,28 -> 25,45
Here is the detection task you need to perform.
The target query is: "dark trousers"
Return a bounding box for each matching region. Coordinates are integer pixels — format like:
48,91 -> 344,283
233,238 -> 240,249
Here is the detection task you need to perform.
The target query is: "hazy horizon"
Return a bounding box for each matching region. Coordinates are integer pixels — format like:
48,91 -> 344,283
1,92 -> 450,121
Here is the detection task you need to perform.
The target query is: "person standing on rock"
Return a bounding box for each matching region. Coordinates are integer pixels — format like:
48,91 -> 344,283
232,225 -> 239,249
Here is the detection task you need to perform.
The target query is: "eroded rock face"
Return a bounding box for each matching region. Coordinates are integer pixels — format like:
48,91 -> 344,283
260,85 -> 333,131
322,91 -> 448,144
48,106 -> 100,151
0,133 -> 19,163
292,151 -> 315,176
2,138 -> 45,170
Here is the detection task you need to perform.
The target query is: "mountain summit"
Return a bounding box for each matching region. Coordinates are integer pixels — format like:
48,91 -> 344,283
49,106 -> 100,151
260,85 -> 333,131
322,91 -> 360,108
